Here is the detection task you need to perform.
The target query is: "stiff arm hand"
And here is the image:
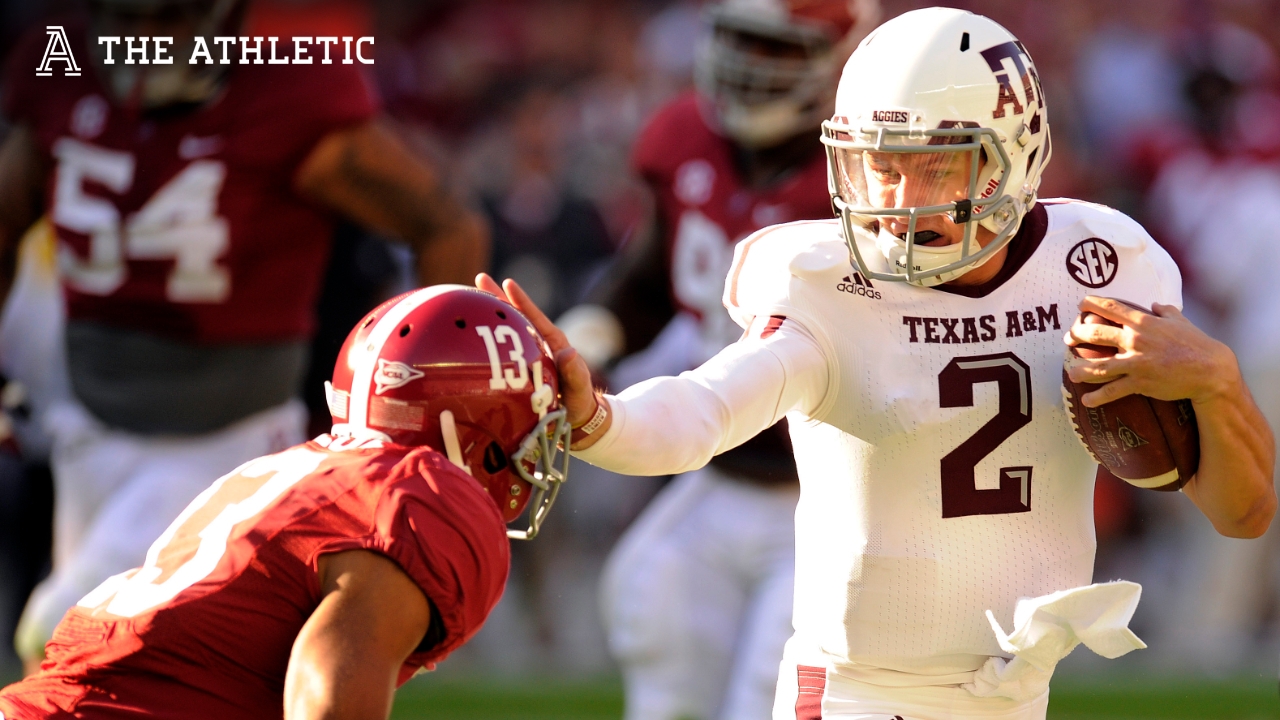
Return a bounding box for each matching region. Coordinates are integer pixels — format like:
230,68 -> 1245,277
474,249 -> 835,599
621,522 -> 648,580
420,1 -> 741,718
475,274 -> 609,447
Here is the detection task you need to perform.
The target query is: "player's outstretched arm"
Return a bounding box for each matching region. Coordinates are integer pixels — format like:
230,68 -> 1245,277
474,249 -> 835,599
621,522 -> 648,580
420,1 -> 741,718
1066,296 -> 1277,538
478,273 -> 829,474
295,118 -> 490,287
284,550 -> 433,720
0,124 -> 48,304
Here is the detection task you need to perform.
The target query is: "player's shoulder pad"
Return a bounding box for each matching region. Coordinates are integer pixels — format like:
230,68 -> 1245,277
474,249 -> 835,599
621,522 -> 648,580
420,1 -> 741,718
1042,197 -> 1157,251
723,219 -> 844,329
1043,197 -> 1182,306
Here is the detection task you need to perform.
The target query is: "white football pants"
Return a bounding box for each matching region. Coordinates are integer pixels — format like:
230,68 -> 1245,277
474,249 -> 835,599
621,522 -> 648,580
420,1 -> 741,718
773,640 -> 1050,720
601,465 -> 798,720
14,398 -> 305,661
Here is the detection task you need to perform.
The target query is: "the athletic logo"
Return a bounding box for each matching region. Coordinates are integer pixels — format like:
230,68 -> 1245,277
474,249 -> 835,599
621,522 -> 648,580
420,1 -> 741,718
374,359 -> 424,395
836,272 -> 882,299
36,26 -> 80,77
1066,238 -> 1118,288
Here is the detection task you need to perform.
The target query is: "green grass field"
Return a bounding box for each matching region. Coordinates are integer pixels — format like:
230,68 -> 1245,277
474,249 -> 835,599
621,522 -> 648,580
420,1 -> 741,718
391,674 -> 1280,720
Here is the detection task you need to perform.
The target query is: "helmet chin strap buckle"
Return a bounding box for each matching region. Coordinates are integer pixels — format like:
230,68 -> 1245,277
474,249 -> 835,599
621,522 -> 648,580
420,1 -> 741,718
952,199 -> 973,224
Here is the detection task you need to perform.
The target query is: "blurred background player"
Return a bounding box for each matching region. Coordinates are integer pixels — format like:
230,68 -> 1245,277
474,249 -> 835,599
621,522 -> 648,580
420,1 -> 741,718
555,1 -> 878,717
0,0 -> 488,672
0,287 -> 571,719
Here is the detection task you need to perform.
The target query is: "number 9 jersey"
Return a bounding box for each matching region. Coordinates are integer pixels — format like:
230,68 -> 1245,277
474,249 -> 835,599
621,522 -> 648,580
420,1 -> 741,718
722,199 -> 1181,676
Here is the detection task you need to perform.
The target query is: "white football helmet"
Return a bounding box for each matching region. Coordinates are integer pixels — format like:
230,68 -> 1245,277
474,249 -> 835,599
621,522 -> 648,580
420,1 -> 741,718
822,8 -> 1052,286
695,0 -> 880,148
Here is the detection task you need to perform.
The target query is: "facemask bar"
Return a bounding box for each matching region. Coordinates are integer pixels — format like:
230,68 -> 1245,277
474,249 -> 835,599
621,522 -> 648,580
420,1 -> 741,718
507,408 -> 571,540
91,0 -> 240,109
821,122 -> 1020,285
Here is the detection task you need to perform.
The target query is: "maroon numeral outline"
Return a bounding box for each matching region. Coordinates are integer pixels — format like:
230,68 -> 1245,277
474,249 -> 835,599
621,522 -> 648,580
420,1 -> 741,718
938,352 -> 1033,518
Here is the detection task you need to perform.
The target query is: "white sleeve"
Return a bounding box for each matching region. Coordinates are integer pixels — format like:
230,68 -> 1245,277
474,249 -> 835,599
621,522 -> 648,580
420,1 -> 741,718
573,318 -> 829,476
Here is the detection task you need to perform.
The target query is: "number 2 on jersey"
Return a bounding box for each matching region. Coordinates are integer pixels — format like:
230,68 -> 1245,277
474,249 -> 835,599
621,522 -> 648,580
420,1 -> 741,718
937,352 -> 1032,518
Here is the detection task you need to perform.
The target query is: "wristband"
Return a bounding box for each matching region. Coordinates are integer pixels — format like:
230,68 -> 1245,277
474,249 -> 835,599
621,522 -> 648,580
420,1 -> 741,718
570,396 -> 608,445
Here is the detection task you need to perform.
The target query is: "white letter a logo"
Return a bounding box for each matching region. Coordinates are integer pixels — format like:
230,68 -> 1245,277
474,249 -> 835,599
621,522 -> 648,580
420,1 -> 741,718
36,26 -> 80,77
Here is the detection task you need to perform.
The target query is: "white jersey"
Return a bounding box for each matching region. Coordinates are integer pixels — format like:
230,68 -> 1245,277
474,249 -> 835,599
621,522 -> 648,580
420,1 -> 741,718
577,199 -> 1182,681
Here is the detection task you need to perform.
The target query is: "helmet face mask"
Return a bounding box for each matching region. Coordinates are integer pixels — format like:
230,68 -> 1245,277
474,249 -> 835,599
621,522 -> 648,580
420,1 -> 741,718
329,286 -> 571,540
695,0 -> 879,149
823,122 -> 1020,286
88,0 -> 244,109
823,8 -> 1051,287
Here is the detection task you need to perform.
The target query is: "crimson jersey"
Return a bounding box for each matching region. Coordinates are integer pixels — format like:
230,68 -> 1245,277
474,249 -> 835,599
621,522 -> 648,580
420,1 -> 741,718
0,436 -> 510,719
631,92 -> 831,355
2,19 -> 378,343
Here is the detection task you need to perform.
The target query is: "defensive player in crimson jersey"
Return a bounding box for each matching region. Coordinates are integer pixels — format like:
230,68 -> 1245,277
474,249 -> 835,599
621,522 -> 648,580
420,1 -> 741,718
554,2 -> 876,718
489,8 -> 1275,720
0,0 -> 487,670
0,287 -> 571,719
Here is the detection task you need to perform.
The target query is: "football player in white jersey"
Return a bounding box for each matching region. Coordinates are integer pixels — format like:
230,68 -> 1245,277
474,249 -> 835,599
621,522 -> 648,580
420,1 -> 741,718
482,8 -> 1276,720
562,2 -> 876,718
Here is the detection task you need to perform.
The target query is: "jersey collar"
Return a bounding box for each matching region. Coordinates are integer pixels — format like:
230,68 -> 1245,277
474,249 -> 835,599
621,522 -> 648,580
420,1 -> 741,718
933,203 -> 1050,299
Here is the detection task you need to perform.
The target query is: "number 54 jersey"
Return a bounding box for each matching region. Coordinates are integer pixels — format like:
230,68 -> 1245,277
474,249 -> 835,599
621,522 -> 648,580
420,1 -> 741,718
0,437 -> 510,719
723,200 -> 1182,676
3,19 -> 377,343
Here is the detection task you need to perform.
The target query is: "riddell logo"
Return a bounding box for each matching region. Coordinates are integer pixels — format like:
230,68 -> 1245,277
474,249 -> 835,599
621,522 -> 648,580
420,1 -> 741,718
36,26 -> 80,77
836,272 -> 882,299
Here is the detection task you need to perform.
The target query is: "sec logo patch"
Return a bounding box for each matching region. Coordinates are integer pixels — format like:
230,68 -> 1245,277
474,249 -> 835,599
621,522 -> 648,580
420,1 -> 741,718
1067,238 -> 1117,288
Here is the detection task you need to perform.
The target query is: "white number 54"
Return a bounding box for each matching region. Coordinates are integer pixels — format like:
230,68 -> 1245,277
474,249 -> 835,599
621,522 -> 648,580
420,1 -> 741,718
52,137 -> 230,303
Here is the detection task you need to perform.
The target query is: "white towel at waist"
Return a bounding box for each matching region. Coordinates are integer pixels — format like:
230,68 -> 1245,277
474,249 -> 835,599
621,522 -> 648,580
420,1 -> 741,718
964,580 -> 1147,702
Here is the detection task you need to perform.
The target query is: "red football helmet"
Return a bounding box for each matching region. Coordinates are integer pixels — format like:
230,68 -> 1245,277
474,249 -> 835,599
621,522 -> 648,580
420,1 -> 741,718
327,285 -> 570,540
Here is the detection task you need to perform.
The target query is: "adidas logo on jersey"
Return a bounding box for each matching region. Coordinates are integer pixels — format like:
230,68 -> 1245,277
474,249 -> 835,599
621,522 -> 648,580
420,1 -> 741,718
836,273 -> 882,300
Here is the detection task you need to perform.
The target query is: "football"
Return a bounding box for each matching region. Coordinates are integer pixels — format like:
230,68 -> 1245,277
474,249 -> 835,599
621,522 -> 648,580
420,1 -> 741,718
1061,303 -> 1200,491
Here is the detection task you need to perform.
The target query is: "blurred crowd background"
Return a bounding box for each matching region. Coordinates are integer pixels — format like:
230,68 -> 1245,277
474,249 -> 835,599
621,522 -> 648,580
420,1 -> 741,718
2,0 -> 1279,686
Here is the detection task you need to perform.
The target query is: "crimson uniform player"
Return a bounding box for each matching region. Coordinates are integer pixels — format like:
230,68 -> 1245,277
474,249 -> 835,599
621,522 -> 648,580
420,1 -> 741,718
0,0 -> 487,670
554,1 -> 876,718
0,286 -> 571,718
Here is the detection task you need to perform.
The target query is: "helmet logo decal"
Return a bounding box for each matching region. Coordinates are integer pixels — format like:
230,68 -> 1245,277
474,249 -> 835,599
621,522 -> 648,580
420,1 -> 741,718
871,110 -> 908,123
1066,238 -> 1118,288
980,42 -> 1040,120
374,359 -> 425,395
